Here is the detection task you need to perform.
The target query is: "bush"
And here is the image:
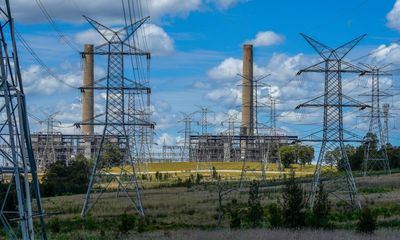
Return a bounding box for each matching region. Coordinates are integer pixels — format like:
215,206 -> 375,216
226,199 -> 241,229
118,213 -> 136,234
281,172 -> 307,228
247,180 -> 264,228
41,155 -> 90,197
357,207 -> 377,234
310,182 -> 331,228
267,203 -> 283,228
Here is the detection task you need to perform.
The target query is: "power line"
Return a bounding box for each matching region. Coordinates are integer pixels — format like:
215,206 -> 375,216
15,31 -> 78,90
34,0 -> 81,53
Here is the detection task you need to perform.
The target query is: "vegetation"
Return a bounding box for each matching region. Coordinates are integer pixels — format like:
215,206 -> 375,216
280,172 -> 307,228
41,154 -> 90,197
357,206 -> 377,234
246,181 -> 264,228
310,182 -> 331,229
279,144 -> 314,168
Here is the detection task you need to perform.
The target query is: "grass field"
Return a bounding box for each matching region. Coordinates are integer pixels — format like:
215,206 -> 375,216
36,165 -> 400,239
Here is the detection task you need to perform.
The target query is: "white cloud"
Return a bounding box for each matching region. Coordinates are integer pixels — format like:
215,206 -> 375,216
369,43 -> 400,64
209,0 -> 247,9
266,53 -> 310,82
149,0 -> 202,20
11,0 -> 246,24
75,23 -> 174,56
145,24 -> 175,56
22,64 -> 80,95
155,133 -> 175,146
245,31 -> 284,47
387,0 -> 400,31
207,57 -> 267,80
205,88 -> 241,106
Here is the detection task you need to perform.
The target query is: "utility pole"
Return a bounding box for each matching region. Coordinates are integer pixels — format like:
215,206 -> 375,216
0,1 -> 47,238
359,65 -> 391,176
78,16 -> 153,217
296,34 -> 369,208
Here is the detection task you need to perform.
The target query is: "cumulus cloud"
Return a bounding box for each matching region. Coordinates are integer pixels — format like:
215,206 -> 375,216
207,57 -> 267,80
208,0 -> 247,9
205,88 -> 241,106
387,0 -> 400,31
245,31 -> 284,47
369,43 -> 400,64
155,133 -> 175,146
11,0 -> 246,24
75,23 -> 174,56
22,64 -> 80,95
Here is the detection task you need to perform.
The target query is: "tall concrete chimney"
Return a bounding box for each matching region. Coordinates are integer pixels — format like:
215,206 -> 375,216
82,44 -> 94,135
242,44 -> 254,137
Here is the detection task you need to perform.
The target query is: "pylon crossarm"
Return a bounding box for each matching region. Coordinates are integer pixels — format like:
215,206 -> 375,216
334,34 -> 366,60
295,94 -> 324,109
342,95 -> 371,109
300,33 -> 333,60
122,42 -> 150,56
83,15 -> 115,43
119,16 -> 149,42
297,60 -> 326,75
341,61 -> 367,73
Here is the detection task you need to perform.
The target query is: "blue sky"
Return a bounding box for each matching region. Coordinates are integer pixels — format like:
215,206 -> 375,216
9,0 -> 400,148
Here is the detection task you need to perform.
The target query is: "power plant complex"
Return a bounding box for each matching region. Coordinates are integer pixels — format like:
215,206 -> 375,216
30,43 -> 297,169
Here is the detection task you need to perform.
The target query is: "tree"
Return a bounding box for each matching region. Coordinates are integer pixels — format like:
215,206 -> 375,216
280,145 -> 314,168
41,156 -> 90,197
247,180 -> 264,228
212,166 -> 218,179
310,182 -> 331,228
298,145 -> 314,166
226,199 -> 241,229
281,171 -> 306,228
102,143 -> 122,167
357,206 -> 377,234
267,203 -> 283,228
280,146 -> 296,168
215,180 -> 235,227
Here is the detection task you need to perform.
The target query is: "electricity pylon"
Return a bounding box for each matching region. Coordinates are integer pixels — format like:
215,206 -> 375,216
195,107 -> 214,175
359,65 -> 391,176
296,34 -> 369,208
382,103 -> 390,145
40,112 -> 61,169
0,0 -> 47,239
178,113 -> 195,161
79,16 -> 153,217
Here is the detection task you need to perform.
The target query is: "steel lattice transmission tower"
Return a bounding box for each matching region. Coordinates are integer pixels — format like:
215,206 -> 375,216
382,103 -> 390,145
359,65 -> 391,176
79,16 -> 153,217
296,34 -> 369,208
0,1 -> 47,238
265,98 -> 282,173
178,113 -> 194,161
39,112 -> 61,169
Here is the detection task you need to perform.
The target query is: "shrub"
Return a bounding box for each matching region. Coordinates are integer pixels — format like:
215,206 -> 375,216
226,199 -> 241,229
118,213 -> 136,234
357,207 -> 377,234
310,182 -> 331,228
41,156 -> 90,197
267,203 -> 283,228
281,171 -> 307,228
247,180 -> 264,228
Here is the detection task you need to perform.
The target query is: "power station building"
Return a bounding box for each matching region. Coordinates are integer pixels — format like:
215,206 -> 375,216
189,44 -> 298,162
